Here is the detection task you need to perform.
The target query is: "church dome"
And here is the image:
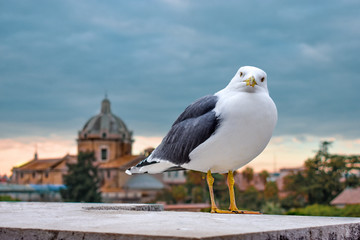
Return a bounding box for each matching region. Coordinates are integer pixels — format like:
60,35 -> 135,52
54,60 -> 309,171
79,98 -> 133,142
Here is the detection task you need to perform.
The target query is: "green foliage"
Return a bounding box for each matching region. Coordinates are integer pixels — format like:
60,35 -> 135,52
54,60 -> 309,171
345,174 -> 360,188
287,204 -> 342,216
341,204 -> 360,217
0,195 -> 20,201
191,186 -> 206,203
264,181 -> 279,202
185,170 -> 204,186
61,151 -> 102,202
261,201 -> 285,215
171,185 -> 187,203
236,186 -> 265,211
287,204 -> 360,217
155,170 -> 208,204
242,167 -> 254,184
280,171 -> 308,210
155,188 -> 174,204
286,204 -> 360,217
212,173 -> 229,208
280,194 -> 307,210
282,141 -> 360,207
185,170 -> 207,203
259,170 -> 269,185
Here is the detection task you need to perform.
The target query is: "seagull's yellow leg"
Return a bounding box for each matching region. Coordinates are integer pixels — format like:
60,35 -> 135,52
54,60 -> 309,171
206,170 -> 217,212
206,170 -> 260,214
206,170 -> 231,214
227,170 -> 262,214
227,170 -> 239,212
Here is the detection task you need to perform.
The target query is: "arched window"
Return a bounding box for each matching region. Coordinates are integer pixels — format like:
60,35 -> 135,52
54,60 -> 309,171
101,148 -> 108,161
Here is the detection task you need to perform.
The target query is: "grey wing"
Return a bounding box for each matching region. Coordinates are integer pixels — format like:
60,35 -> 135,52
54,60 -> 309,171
172,95 -> 218,125
150,95 -> 219,165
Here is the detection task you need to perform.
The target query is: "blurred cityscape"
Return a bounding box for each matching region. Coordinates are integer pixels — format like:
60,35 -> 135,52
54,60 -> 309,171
1,97 -> 359,217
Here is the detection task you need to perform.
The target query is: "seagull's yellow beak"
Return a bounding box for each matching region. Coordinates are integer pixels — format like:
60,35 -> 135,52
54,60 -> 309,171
243,76 -> 257,87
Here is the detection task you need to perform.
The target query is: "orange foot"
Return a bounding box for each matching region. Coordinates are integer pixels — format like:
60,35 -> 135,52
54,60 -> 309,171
211,207 -> 262,214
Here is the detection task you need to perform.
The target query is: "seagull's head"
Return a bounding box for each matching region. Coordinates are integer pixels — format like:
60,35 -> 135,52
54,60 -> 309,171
227,66 -> 268,93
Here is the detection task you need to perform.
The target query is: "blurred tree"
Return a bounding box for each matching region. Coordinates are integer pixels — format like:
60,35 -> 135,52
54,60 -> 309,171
261,201 -> 285,215
280,194 -> 307,210
212,173 -> 229,208
259,170 -> 270,185
283,141 -> 360,207
342,204 -> 360,217
287,204 -> 360,217
264,181 -> 279,202
345,174 -> 360,188
191,186 -> 206,203
186,170 -> 204,186
61,152 -> 102,202
171,185 -> 187,203
281,172 -> 307,209
155,188 -> 174,204
236,186 -> 264,210
242,167 -> 254,184
184,170 -> 208,203
155,170 -> 210,204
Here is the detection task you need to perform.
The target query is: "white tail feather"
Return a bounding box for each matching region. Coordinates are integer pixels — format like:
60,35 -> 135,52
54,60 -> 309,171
126,160 -> 177,175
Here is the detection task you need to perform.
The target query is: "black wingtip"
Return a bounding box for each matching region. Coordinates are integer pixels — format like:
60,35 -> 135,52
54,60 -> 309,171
136,158 -> 157,168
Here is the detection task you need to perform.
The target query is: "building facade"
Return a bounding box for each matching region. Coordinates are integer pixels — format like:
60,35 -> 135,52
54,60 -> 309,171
11,97 -> 165,202
12,154 -> 77,185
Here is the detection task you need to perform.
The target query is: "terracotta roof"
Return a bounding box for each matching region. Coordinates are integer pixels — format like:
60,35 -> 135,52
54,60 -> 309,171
330,187 -> 360,205
53,155 -> 77,170
14,154 -> 77,171
98,155 -> 145,170
14,158 -> 63,171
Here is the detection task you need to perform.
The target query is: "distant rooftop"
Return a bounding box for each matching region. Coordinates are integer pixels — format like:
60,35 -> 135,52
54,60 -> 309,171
331,187 -> 360,206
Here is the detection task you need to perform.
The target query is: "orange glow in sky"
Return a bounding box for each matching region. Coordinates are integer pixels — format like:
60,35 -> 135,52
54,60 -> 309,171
1,134 -> 359,177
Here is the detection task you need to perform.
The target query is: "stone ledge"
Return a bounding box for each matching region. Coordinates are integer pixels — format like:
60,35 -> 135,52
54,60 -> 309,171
0,202 -> 360,240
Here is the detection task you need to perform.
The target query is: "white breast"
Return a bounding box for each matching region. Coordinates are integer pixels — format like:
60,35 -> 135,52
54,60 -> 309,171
184,91 -> 277,173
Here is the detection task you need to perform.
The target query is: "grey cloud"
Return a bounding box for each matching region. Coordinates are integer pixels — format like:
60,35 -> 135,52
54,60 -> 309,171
0,0 -> 359,140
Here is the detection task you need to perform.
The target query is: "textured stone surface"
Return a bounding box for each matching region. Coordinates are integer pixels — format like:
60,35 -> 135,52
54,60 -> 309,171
0,202 -> 360,239
82,203 -> 164,211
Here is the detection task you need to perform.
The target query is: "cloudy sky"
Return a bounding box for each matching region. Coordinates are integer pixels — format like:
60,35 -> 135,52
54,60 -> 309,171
1,0 -> 360,175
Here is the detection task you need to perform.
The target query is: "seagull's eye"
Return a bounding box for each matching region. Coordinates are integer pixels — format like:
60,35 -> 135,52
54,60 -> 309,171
239,72 -> 243,77
261,77 -> 265,82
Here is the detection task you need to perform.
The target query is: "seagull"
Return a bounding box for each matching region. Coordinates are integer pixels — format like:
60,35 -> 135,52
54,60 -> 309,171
126,66 -> 277,214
